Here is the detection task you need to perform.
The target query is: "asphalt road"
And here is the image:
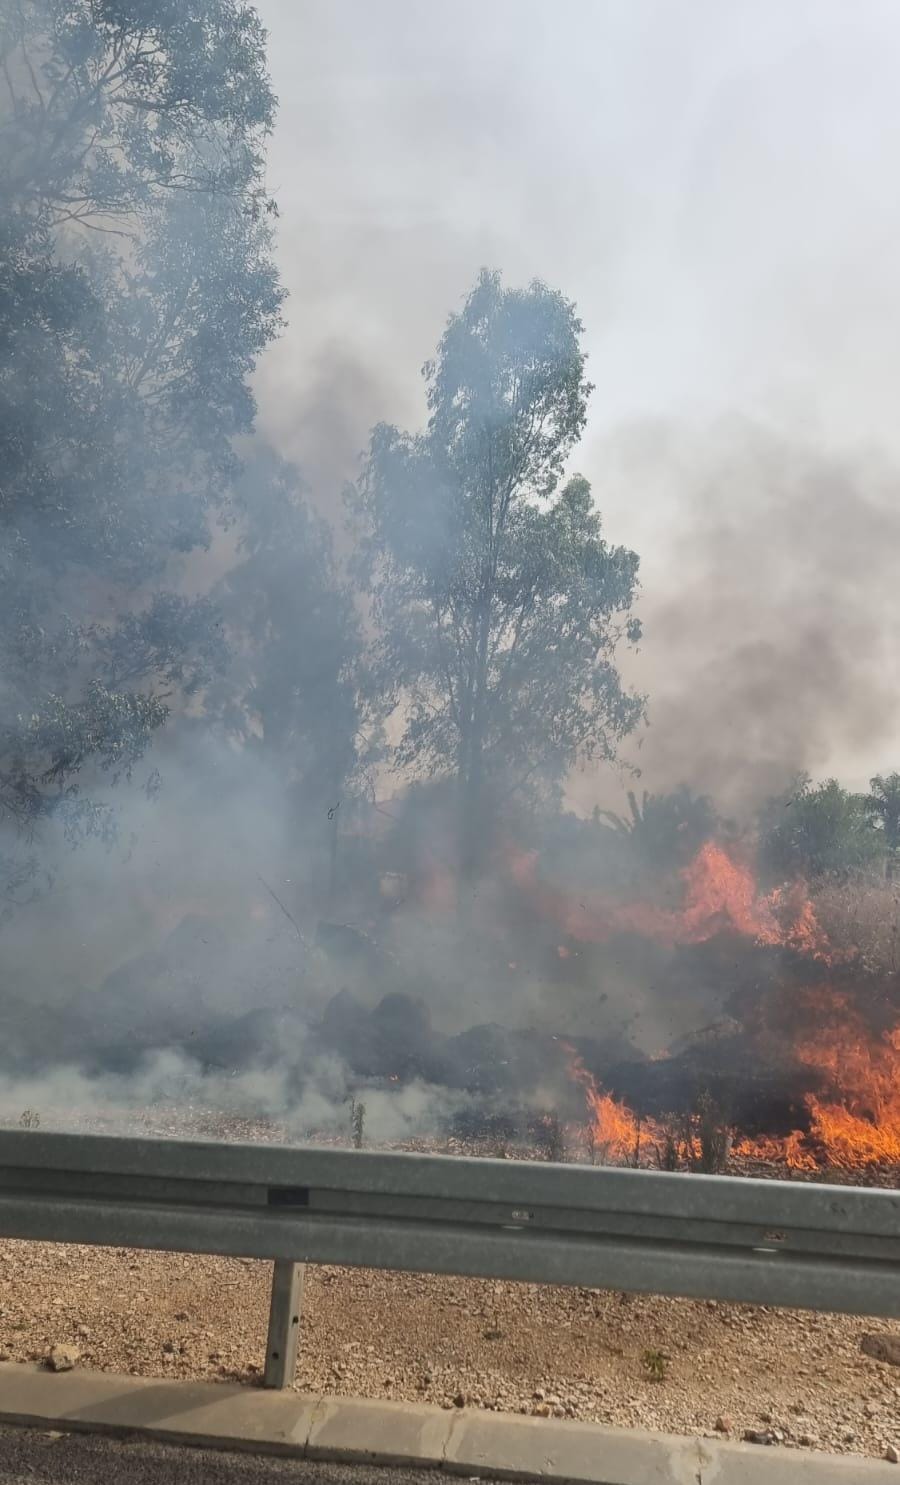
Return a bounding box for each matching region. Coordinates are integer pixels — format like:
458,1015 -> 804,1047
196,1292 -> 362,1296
0,1427 -> 471,1485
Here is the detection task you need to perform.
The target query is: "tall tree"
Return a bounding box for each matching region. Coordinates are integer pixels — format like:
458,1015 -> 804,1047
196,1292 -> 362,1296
0,0 -> 283,901
354,270 -> 643,875
209,449 -> 372,904
865,772 -> 900,882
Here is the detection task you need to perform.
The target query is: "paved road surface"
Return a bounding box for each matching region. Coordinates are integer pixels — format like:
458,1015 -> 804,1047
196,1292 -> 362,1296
0,1427 -> 474,1485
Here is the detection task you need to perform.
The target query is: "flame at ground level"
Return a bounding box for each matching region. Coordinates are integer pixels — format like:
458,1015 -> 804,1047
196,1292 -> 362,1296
518,841 -> 900,1170
564,991 -> 900,1170
762,993 -> 900,1166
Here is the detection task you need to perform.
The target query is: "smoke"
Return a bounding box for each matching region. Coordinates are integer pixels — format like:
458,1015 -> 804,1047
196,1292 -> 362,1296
572,419 -> 900,814
0,1051 -> 471,1145
8,0 -> 900,1144
256,340 -> 410,531
254,0 -> 900,804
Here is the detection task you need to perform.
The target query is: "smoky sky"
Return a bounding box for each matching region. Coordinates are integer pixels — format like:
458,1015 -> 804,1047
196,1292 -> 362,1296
253,0 -> 900,806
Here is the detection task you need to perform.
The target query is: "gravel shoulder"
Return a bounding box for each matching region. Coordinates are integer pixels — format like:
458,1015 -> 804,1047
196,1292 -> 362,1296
1,1240 -> 899,1464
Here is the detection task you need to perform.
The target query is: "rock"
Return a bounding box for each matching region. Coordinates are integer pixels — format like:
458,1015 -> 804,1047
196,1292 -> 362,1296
864,1402 -> 880,1418
46,1344 -> 79,1372
886,1445 -> 899,1464
862,1334 -> 900,1367
799,1434 -> 819,1448
714,1415 -> 732,1434
453,1391 -> 466,1408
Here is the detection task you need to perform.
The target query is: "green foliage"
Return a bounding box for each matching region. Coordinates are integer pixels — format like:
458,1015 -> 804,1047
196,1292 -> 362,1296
354,270 -> 643,872
758,776 -> 879,882
598,787 -> 719,874
641,1348 -> 668,1383
349,1097 -> 366,1149
0,0 -> 276,227
865,773 -> 900,881
211,450 -> 371,828
0,0 -> 284,896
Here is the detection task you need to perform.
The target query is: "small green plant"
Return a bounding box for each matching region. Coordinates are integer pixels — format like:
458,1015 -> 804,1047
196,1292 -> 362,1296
349,1098 -> 366,1149
18,1110 -> 40,1130
641,1347 -> 668,1383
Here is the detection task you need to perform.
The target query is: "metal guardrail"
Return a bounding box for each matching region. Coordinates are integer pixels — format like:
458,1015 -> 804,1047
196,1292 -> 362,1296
0,1129 -> 898,1387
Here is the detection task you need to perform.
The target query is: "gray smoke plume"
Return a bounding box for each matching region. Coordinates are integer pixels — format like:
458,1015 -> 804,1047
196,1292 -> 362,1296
572,419 -> 900,815
254,0 -> 900,807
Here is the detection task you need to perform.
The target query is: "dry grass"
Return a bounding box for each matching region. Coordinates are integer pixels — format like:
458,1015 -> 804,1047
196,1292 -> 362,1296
813,876 -> 900,975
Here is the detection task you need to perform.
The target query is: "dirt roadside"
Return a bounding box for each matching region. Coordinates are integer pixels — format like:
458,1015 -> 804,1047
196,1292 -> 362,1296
1,1240 -> 899,1463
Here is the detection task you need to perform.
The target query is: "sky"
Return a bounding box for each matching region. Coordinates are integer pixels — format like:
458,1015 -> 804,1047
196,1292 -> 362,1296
251,0 -> 900,811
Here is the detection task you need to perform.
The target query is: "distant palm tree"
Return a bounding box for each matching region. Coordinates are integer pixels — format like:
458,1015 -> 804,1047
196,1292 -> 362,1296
865,773 -> 900,881
598,787 -> 718,870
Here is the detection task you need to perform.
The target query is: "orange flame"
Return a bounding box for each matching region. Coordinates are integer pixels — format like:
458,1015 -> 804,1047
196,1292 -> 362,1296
508,841 -> 831,958
563,1043 -> 643,1162
541,846 -> 900,1171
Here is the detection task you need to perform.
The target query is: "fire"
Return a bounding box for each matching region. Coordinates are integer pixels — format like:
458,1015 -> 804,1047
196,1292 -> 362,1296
732,1130 -> 818,1170
566,988 -> 900,1171
507,841 -> 831,957
681,843 -> 831,957
563,1043 -> 643,1162
542,845 -> 900,1171
777,997 -> 900,1166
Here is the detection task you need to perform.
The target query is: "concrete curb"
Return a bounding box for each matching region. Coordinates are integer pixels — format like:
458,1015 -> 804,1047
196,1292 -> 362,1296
0,1363 -> 896,1484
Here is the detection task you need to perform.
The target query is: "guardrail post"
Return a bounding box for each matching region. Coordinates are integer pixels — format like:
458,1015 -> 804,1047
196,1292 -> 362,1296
263,1260 -> 304,1388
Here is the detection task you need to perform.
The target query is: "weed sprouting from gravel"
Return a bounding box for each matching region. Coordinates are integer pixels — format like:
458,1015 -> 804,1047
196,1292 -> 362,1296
641,1347 -> 669,1383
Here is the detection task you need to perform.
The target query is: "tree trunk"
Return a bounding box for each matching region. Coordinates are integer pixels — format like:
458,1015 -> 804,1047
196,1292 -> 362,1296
459,588 -> 493,882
